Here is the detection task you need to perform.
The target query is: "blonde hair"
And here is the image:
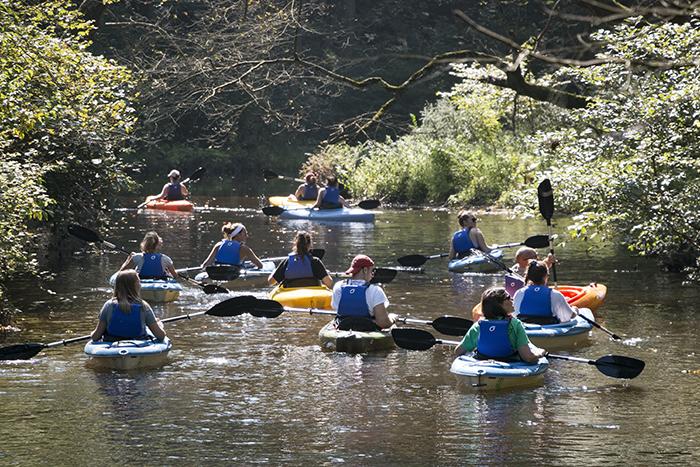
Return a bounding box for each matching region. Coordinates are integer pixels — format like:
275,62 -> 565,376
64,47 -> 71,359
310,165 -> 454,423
221,222 -> 245,240
113,269 -> 142,312
293,230 -> 312,256
140,231 -> 162,253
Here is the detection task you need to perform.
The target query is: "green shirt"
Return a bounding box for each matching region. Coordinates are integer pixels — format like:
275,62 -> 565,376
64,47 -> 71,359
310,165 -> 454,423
457,317 -> 530,353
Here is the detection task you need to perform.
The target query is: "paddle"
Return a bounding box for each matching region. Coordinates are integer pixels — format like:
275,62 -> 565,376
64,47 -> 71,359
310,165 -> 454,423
260,248 -> 326,263
262,199 -> 380,216
537,178 -> 557,284
236,297 -> 471,336
68,224 -> 227,295
390,328 -> 644,379
137,166 -> 206,209
262,169 -> 304,183
0,296 -> 253,361
326,267 -> 397,284
396,253 -> 449,268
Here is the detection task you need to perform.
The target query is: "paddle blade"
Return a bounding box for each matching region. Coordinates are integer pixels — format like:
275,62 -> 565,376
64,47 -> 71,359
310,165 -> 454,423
186,166 -> 205,182
262,206 -> 285,216
67,224 -> 102,243
523,234 -> 551,249
431,316 -> 472,336
595,355 -> 645,379
262,169 -> 280,180
0,343 -> 46,361
249,299 -> 285,318
397,254 -> 428,267
391,328 -> 438,351
203,284 -> 229,295
357,199 -> 380,210
206,295 -> 258,317
537,179 -> 554,221
370,268 -> 397,284
310,248 -> 325,260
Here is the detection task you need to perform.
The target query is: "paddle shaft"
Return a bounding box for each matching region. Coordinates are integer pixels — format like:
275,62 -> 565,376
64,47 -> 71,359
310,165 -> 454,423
576,313 -> 621,340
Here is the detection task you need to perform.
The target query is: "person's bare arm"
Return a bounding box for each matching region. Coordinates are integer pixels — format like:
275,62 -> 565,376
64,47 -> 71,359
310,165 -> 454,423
517,344 -> 546,363
372,303 -> 394,329
200,243 -> 220,268
241,245 -> 263,269
118,253 -> 135,272
147,320 -> 167,340
312,188 -> 325,209
91,321 -> 106,341
471,228 -> 492,253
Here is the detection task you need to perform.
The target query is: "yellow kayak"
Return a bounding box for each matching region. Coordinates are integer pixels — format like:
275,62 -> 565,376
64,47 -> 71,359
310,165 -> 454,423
268,196 -> 315,208
269,284 -> 333,309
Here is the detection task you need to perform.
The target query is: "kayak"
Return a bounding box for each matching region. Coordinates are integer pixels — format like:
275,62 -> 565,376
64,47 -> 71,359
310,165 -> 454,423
143,198 -> 194,212
109,273 -> 182,303
279,207 -> 375,223
450,353 -> 549,391
448,249 -> 504,273
268,196 -> 315,208
472,283 -> 608,320
522,307 -> 595,350
318,320 -> 395,354
194,260 -> 276,286
84,336 -> 172,370
270,284 -> 332,309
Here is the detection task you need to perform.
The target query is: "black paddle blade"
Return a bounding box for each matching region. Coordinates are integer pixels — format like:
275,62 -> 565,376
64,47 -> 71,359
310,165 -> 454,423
431,316 -> 472,336
202,284 -> 229,295
67,224 -> 102,243
262,205 -> 285,216
357,199 -> 380,210
262,169 -> 279,180
370,268 -> 398,284
595,355 -> 645,379
0,343 -> 46,361
310,248 -> 325,260
523,235 -> 551,249
187,166 -> 205,182
537,179 -> 554,221
391,328 -> 438,351
249,299 -> 285,318
397,254 -> 427,267
206,295 -> 259,317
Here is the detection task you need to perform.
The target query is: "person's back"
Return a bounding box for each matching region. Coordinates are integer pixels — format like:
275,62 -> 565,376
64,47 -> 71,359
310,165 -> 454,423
296,173 -> 319,201
513,260 -> 576,324
448,210 -> 491,259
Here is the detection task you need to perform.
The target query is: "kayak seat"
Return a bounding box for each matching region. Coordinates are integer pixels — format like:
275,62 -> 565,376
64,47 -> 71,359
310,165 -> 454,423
518,315 -> 560,325
335,317 -> 380,332
282,277 -> 322,288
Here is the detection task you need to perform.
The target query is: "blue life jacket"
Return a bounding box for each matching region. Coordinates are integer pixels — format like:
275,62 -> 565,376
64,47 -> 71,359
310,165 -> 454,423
300,183 -> 318,201
337,281 -> 371,319
106,303 -> 145,340
284,254 -> 314,280
322,186 -> 341,207
215,240 -> 241,265
139,253 -> 167,279
477,319 -> 516,359
165,182 -> 184,201
518,285 -> 555,320
452,229 -> 476,257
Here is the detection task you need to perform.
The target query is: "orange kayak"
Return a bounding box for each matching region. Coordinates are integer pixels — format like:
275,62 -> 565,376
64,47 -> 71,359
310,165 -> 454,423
471,283 -> 607,321
144,198 -> 194,212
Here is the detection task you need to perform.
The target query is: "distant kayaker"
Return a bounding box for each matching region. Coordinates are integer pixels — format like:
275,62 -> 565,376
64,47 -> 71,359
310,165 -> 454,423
331,254 -> 396,330
119,231 -> 178,279
511,247 -> 555,277
149,169 -> 190,202
455,287 -> 546,363
90,269 -> 166,342
294,172 -> 321,201
513,260 -> 578,324
200,222 -> 263,269
268,231 -> 333,288
312,176 -> 348,210
448,210 -> 493,260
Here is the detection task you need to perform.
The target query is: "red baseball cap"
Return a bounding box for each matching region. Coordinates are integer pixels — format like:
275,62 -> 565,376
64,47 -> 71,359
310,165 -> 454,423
345,254 -> 375,275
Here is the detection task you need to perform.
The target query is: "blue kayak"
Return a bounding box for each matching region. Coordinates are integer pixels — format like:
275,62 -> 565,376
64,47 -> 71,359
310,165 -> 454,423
108,273 -> 182,303
194,260 -> 276,285
447,249 -> 504,273
521,308 -> 595,350
84,336 -> 172,370
279,207 -> 375,223
450,353 -> 549,391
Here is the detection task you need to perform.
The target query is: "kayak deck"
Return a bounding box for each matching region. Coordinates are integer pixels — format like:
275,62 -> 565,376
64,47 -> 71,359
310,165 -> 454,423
318,321 -> 395,354
270,285 -> 332,309
279,207 -> 375,223
523,308 -> 595,350
84,337 -> 172,370
450,354 -> 549,391
448,249 -> 504,273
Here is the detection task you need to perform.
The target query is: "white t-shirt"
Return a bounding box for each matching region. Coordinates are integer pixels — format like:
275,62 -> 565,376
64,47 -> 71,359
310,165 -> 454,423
331,279 -> 390,317
131,252 -> 174,274
512,286 -> 576,323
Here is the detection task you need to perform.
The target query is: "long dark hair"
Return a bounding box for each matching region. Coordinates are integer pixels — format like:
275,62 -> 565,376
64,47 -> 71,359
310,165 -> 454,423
481,287 -> 511,320
525,260 -> 549,285
293,230 -> 311,256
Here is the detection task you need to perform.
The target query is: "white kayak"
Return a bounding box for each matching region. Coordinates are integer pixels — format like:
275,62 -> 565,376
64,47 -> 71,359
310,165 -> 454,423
279,207 -> 375,223
522,308 -> 595,350
450,353 -> 549,391
108,273 -> 182,303
84,336 -> 172,370
448,249 -> 504,273
194,260 -> 276,285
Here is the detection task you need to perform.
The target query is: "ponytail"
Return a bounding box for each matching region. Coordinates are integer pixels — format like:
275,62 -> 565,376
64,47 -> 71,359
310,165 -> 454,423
293,230 -> 311,256
525,260 -> 549,285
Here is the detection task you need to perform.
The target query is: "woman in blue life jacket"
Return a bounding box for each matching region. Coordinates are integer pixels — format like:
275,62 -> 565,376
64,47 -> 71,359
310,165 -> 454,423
90,269 -> 166,342
312,176 -> 348,210
512,260 -> 578,324
294,172 -> 321,201
200,222 -> 263,269
455,287 -> 546,363
149,169 -> 190,202
119,231 -> 177,279
330,255 -> 397,330
268,231 -> 333,288
448,210 -> 493,260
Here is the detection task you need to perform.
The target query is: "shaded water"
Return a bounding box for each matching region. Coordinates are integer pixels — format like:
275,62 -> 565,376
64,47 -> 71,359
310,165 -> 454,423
1,195 -> 699,465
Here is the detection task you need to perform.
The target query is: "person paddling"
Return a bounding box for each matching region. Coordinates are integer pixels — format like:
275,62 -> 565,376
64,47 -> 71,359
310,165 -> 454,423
312,176 -> 348,210
149,169 -> 190,202
511,246 -> 555,277
448,210 -> 493,260
268,231 -> 333,288
119,231 -> 178,279
331,255 -> 396,330
513,260 -> 578,324
455,287 -> 546,363
201,222 -> 263,269
90,270 -> 166,342
294,172 -> 321,201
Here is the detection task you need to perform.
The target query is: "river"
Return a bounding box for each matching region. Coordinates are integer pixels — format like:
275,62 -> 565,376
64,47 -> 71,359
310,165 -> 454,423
1,194 -> 698,465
